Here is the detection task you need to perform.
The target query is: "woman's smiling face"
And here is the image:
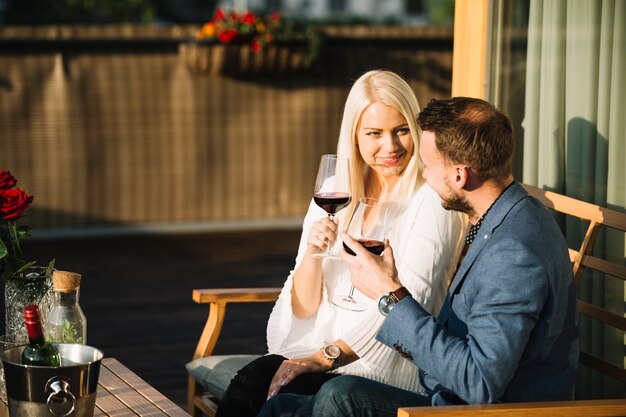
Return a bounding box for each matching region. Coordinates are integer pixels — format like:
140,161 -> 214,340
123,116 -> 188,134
356,102 -> 414,180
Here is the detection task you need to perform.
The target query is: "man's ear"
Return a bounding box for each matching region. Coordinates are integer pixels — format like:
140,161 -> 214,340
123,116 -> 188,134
452,165 -> 469,190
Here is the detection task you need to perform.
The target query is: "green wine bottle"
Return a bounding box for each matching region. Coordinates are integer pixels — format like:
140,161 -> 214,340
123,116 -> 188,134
22,304 -> 61,366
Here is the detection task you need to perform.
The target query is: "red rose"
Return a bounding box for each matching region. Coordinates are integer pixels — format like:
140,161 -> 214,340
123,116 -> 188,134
0,170 -> 16,190
0,188 -> 34,221
251,40 -> 261,53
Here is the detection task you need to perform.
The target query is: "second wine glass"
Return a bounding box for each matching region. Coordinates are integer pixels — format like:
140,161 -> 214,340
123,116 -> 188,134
312,154 -> 351,259
332,197 -> 388,311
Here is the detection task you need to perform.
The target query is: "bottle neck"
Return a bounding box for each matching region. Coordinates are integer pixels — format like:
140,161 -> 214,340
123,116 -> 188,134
25,313 -> 45,344
55,288 -> 80,305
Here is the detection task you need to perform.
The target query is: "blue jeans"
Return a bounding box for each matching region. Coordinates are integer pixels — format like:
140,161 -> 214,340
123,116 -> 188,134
216,354 -> 338,417
258,375 -> 432,417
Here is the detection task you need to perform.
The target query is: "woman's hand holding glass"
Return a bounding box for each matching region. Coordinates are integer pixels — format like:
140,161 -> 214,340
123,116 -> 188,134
307,216 -> 338,256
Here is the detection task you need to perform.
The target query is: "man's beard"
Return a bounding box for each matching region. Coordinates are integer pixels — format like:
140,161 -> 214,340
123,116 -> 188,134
441,180 -> 475,218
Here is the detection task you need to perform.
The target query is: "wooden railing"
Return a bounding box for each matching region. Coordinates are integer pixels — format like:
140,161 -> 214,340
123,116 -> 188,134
0,25 -> 452,231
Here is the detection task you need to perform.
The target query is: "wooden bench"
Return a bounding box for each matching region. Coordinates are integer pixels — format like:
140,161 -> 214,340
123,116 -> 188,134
398,399 -> 626,416
187,184 -> 626,416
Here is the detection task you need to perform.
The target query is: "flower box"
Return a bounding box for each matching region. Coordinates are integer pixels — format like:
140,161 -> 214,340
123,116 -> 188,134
182,8 -> 318,76
181,41 -> 310,76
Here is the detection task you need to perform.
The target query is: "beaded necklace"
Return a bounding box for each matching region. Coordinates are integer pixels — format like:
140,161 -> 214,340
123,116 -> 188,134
464,182 -> 514,245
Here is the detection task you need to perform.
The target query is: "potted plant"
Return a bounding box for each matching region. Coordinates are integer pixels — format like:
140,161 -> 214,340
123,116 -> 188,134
182,8 -> 321,76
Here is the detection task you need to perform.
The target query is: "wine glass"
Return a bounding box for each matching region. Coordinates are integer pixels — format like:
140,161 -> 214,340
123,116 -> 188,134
332,197 -> 388,311
312,154 -> 352,259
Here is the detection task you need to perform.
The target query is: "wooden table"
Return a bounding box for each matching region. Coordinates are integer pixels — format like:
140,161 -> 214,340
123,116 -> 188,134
1,357 -> 190,416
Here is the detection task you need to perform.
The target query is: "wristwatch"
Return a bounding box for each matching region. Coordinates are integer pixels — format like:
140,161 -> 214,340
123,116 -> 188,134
321,343 -> 342,370
377,286 -> 410,316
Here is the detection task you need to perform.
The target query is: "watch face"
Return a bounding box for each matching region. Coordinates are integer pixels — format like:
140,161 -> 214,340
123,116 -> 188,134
378,294 -> 395,316
324,344 -> 341,359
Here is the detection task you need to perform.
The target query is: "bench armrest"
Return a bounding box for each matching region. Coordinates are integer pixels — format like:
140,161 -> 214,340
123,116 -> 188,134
192,287 -> 282,304
191,287 -> 281,359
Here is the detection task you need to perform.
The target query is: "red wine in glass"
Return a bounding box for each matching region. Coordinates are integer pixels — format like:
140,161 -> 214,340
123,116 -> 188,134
343,238 -> 384,256
312,154 -> 351,259
314,192 -> 351,216
332,197 -> 388,311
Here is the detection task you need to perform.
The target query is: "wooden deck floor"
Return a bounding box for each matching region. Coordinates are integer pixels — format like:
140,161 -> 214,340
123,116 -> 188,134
16,228 -> 301,410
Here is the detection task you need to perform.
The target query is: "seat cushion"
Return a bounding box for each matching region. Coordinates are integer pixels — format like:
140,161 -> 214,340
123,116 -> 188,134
186,354 -> 260,400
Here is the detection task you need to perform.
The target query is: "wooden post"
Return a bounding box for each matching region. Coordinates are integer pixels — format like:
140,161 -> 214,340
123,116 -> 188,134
451,0 -> 489,98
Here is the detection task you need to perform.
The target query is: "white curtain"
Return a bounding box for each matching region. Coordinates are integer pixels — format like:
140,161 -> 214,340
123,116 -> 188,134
522,0 -> 625,399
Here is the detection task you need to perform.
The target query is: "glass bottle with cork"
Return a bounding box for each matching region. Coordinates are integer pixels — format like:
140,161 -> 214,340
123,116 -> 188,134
45,270 -> 87,344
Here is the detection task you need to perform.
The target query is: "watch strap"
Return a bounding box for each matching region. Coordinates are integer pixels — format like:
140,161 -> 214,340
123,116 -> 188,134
390,286 -> 410,303
377,287 -> 410,317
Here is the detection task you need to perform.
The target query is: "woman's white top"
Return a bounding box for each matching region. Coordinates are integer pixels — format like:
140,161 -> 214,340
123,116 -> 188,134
266,184 -> 467,393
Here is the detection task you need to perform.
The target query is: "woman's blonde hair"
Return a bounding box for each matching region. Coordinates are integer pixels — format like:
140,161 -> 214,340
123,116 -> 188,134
335,70 -> 424,225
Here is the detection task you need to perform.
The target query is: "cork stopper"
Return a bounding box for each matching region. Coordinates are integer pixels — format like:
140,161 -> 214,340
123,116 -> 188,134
52,270 -> 82,292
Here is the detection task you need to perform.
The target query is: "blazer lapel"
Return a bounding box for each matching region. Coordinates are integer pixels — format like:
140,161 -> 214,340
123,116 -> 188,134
447,182 -> 528,297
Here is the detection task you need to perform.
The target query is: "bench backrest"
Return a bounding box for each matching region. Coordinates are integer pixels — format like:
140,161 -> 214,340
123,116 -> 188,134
522,184 -> 626,385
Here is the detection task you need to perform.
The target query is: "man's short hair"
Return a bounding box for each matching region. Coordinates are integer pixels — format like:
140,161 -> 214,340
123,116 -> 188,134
417,97 -> 514,182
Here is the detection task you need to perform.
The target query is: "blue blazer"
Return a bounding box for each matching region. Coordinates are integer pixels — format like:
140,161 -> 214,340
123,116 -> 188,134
377,182 -> 579,404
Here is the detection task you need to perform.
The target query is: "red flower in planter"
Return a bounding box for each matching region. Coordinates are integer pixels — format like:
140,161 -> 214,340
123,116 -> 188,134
218,28 -> 238,43
242,11 -> 256,25
270,11 -> 281,22
195,8 -> 318,58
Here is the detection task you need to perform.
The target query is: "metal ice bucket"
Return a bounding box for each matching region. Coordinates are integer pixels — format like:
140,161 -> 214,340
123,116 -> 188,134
1,343 -> 103,417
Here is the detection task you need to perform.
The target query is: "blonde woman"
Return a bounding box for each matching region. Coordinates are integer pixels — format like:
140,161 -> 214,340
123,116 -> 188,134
215,70 -> 467,417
